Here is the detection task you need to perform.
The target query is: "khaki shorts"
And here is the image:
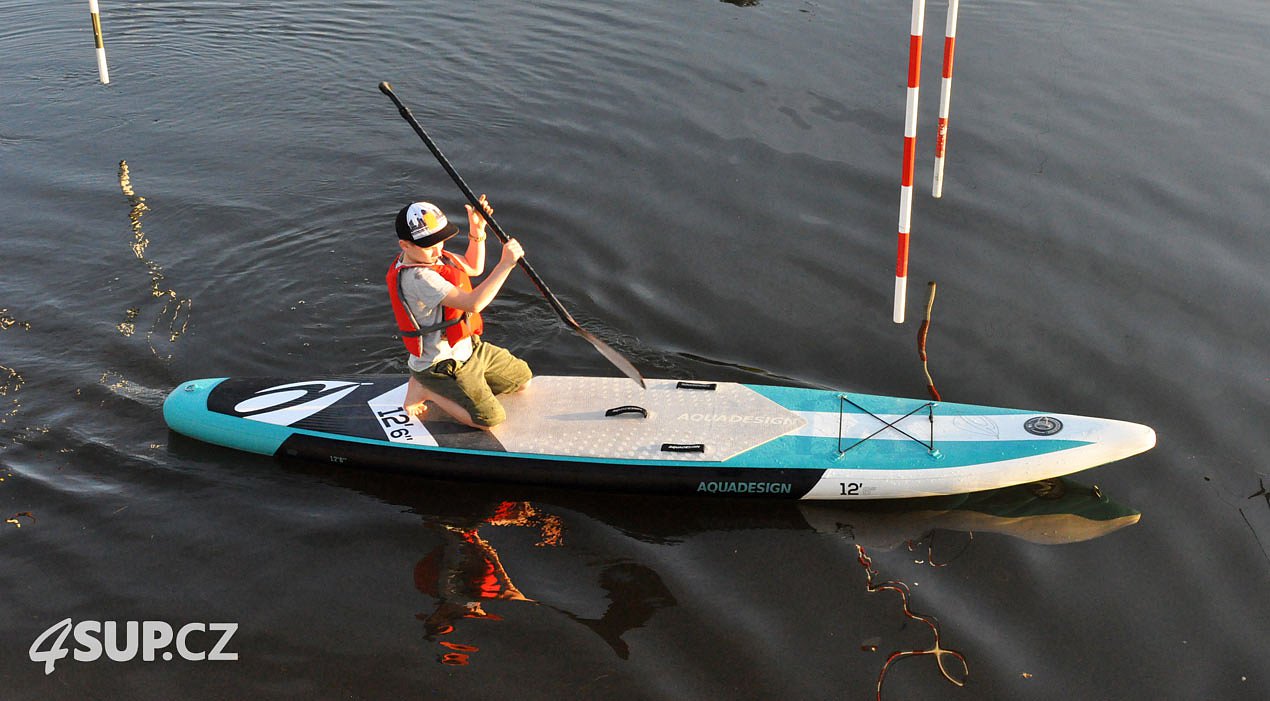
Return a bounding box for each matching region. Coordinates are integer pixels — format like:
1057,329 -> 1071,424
410,339 -> 532,427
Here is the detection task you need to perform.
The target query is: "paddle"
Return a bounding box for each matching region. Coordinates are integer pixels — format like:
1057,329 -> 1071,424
378,81 -> 646,389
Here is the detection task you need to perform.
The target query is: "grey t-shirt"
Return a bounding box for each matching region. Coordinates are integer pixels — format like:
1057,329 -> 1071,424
399,266 -> 475,371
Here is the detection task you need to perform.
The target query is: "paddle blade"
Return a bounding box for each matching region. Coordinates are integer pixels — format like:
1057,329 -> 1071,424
576,327 -> 646,389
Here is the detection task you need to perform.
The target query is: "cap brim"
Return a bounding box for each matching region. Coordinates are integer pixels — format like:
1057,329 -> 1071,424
410,224 -> 459,248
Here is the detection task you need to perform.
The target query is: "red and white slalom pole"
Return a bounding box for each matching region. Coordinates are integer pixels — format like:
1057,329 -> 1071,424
895,0 -> 925,324
89,0 -> 109,84
932,0 -> 960,199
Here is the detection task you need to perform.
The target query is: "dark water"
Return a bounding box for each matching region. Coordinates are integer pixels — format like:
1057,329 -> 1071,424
2,0 -> 1267,698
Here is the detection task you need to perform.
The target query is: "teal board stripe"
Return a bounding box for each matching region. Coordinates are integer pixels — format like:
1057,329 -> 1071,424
744,384 -> 1038,417
719,435 -> 1091,470
164,379 -> 295,456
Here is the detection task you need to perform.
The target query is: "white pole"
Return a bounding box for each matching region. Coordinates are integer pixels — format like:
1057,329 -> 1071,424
89,0 -> 110,84
933,0 -> 960,198
895,0 -> 926,324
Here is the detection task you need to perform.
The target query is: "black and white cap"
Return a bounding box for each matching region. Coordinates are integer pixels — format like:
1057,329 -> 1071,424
395,201 -> 458,247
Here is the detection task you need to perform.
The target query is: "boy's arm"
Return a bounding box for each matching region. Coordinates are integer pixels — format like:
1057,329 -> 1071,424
457,195 -> 493,275
441,239 -> 524,313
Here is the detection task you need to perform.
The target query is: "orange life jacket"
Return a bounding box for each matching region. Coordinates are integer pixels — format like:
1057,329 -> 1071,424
387,250 -> 484,357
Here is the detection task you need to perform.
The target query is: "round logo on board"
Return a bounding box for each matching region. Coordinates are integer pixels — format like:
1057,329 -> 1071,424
1024,416 -> 1063,436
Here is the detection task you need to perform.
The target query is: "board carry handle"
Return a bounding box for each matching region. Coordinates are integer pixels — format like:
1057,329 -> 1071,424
661,443 -> 706,453
676,381 -> 717,391
605,405 -> 648,418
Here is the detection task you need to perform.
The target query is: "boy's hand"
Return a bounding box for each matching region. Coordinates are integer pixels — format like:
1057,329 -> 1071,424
465,194 -> 493,238
499,238 -> 524,267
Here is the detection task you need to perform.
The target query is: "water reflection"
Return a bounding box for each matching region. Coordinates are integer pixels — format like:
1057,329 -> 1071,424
1250,478 -> 1269,507
855,543 -> 968,698
410,497 -> 676,664
0,309 -> 30,421
0,302 -> 33,522
799,478 -> 1139,548
1232,476 -> 1270,566
413,501 -> 549,665
4,511 -> 35,529
274,459 -> 1139,672
116,160 -> 192,358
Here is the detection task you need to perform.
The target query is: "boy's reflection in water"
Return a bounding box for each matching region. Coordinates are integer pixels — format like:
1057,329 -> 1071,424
413,500 -> 675,664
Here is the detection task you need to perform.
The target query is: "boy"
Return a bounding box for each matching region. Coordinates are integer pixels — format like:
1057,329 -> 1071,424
387,196 -> 531,428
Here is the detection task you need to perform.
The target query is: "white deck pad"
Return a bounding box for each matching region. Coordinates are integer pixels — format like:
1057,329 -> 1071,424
488,376 -> 807,462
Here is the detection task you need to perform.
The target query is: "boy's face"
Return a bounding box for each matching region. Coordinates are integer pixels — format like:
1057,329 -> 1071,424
400,239 -> 443,264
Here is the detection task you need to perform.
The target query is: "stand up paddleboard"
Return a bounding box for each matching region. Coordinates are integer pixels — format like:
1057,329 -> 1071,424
163,375 -> 1155,499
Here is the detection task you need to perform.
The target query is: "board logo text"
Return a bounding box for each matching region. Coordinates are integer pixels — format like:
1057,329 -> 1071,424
677,413 -> 799,425
697,481 -> 793,495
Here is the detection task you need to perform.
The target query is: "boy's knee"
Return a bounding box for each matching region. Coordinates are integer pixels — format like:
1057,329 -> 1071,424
489,361 -> 532,396
470,398 -> 506,428
506,361 -> 533,393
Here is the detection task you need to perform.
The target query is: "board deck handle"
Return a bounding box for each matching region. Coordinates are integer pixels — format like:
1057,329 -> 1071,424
605,405 -> 648,418
676,381 -> 717,391
661,443 -> 706,453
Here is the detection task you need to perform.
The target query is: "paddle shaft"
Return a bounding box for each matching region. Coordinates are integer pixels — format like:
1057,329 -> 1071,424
378,81 -> 645,388
379,86 -> 568,319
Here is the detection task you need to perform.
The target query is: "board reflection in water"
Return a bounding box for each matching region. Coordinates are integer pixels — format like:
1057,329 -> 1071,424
291,460 -> 1137,671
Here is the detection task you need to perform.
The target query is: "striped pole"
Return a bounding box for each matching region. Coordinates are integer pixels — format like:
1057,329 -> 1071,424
932,0 -> 960,199
89,0 -> 109,84
895,0 -> 925,324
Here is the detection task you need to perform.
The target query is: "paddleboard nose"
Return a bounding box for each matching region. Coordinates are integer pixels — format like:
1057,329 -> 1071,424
1131,422 -> 1157,453
1105,418 -> 1157,460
